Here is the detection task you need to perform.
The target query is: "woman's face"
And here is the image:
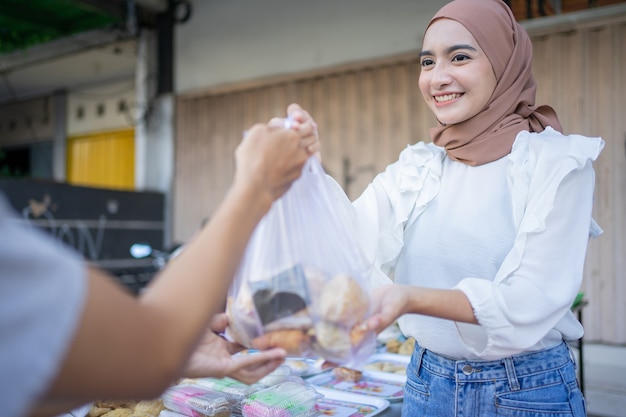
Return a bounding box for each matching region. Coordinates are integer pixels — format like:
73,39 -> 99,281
418,18 -> 497,126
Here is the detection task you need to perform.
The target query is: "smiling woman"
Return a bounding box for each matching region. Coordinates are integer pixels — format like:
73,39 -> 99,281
282,0 -> 604,415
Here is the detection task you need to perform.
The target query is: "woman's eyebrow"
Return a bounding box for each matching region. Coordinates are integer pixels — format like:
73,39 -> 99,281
419,44 -> 478,58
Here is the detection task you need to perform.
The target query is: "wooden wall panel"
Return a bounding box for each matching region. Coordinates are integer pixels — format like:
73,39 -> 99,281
175,17 -> 626,344
614,23 -> 626,343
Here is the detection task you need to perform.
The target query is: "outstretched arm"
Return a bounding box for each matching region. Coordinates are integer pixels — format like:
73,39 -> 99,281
38,123 -> 317,408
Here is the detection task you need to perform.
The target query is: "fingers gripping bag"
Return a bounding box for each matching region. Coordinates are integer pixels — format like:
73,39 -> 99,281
225,155 -> 376,367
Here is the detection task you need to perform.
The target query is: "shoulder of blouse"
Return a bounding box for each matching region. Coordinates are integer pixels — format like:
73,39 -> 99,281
509,126 -> 604,169
507,126 -> 604,236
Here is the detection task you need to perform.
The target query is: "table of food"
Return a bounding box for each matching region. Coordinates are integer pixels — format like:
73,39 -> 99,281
64,330 -> 415,417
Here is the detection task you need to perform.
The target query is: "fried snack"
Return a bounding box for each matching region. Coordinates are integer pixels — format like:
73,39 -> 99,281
93,400 -> 136,410
133,399 -> 165,417
350,323 -> 368,347
332,366 -> 363,382
313,321 -> 352,361
88,406 -> 112,417
364,361 -> 406,374
251,328 -> 311,355
319,274 -> 369,326
100,409 -> 133,417
398,337 -> 416,355
385,338 -> 401,354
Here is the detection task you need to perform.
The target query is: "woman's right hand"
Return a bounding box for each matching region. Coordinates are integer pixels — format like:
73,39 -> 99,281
269,103 -> 321,160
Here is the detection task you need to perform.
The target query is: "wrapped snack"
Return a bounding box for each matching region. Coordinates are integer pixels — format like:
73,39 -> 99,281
241,381 -> 321,417
331,366 -> 363,382
162,384 -> 232,417
226,158 -> 377,366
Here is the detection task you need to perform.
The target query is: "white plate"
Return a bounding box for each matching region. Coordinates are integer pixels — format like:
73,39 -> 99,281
314,386 -> 390,417
306,369 -> 405,402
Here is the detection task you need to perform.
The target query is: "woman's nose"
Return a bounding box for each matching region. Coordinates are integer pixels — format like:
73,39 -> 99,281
430,63 -> 452,88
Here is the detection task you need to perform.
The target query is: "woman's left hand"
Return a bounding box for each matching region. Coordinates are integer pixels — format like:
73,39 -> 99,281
183,314 -> 286,384
365,285 -> 411,334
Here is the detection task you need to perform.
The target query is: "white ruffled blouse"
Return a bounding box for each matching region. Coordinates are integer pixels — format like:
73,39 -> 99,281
329,127 -> 604,360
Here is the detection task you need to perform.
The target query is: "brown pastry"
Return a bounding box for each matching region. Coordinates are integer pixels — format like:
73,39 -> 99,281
319,274 -> 369,326
398,337 -> 416,355
100,409 -> 133,417
133,399 -> 165,417
364,361 -> 406,375
350,323 -> 369,347
332,366 -> 363,382
93,400 -> 136,410
313,321 -> 352,361
88,407 -> 112,417
251,329 -> 311,355
385,338 -> 401,353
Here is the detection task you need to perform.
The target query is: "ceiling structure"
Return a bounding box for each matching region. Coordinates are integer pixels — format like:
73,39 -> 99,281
2,0 -> 625,105
0,0 -> 167,104
1,0 -> 122,54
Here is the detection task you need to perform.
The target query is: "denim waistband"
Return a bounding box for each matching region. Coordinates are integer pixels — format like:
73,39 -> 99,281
412,341 -> 574,388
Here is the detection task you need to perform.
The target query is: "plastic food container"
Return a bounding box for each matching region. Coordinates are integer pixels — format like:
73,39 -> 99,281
192,377 -> 260,400
162,384 -> 232,417
159,410 -> 189,417
241,381 -> 322,417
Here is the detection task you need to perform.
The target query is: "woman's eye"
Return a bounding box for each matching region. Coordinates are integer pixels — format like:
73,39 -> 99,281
452,54 -> 470,62
420,58 -> 434,67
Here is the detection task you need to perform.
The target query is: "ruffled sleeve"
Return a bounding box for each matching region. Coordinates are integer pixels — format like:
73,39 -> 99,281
351,142 -> 445,288
454,127 -> 604,358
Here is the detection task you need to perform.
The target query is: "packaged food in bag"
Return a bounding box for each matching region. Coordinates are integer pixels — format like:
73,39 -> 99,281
225,156 -> 376,366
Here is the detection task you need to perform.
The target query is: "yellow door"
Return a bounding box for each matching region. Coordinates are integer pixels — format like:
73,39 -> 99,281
67,129 -> 135,190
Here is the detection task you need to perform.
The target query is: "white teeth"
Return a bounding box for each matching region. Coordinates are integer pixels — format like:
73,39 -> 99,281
434,93 -> 460,102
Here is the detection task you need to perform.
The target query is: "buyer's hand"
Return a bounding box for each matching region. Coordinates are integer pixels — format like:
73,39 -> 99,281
183,314 -> 286,384
235,122 -> 316,205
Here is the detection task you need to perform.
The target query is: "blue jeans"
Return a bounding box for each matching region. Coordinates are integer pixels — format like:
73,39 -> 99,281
401,341 -> 586,417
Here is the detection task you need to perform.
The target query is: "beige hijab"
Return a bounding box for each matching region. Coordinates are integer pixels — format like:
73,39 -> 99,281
426,0 -> 562,166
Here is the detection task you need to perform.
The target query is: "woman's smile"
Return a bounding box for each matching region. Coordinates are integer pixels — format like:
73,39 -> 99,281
433,93 -> 463,105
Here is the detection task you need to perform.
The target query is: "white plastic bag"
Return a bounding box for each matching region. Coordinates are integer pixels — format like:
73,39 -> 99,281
226,156 -> 375,366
